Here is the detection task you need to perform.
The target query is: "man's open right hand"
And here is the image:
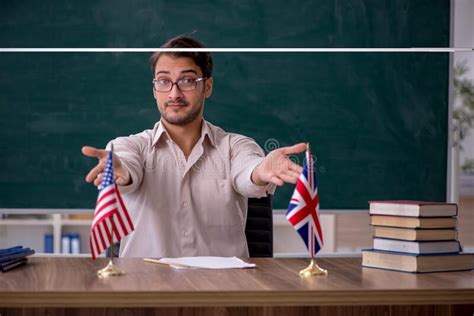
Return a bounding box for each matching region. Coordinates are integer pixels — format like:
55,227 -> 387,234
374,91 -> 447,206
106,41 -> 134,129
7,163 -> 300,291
81,146 -> 131,187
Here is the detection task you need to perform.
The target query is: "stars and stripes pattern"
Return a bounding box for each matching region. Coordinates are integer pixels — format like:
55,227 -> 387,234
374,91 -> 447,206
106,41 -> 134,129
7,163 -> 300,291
286,146 -> 324,258
90,150 -> 134,259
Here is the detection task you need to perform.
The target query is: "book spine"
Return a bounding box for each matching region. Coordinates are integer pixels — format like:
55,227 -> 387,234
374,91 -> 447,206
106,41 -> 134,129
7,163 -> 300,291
1,258 -> 28,272
61,235 -> 71,254
0,246 -> 23,254
0,247 -> 32,257
0,249 -> 35,264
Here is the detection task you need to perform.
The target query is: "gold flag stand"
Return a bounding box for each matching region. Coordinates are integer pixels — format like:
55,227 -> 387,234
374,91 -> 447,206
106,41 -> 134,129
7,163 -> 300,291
299,258 -> 328,278
97,212 -> 124,278
299,143 -> 328,278
97,258 -> 124,277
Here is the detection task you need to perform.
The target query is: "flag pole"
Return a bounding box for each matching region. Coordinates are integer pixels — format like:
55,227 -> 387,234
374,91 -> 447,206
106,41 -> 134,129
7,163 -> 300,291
299,142 -> 328,278
97,143 -> 125,277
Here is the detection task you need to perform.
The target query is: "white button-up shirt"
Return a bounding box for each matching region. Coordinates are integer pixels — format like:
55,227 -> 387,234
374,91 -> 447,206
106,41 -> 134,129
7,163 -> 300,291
110,120 -> 274,258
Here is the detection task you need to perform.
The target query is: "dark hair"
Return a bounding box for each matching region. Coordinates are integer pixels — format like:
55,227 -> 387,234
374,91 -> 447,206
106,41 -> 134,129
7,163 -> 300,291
149,35 -> 213,78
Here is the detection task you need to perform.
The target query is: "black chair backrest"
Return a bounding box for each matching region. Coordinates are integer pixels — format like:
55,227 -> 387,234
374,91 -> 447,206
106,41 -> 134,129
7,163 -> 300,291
245,195 -> 273,257
109,195 -> 274,258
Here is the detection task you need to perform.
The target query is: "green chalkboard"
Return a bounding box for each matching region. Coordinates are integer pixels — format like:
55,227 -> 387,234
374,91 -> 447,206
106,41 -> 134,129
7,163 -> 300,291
0,1 -> 450,209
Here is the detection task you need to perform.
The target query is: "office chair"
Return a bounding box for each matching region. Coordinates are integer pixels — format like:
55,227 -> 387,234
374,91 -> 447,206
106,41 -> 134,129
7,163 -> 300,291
245,195 -> 273,257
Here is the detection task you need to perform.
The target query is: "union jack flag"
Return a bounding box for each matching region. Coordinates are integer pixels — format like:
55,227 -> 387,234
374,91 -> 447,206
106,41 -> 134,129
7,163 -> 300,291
90,150 -> 134,259
286,146 -> 324,257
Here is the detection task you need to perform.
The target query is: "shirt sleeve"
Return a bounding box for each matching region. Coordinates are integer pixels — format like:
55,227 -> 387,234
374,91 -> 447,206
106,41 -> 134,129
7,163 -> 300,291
230,135 -> 276,198
106,136 -> 145,194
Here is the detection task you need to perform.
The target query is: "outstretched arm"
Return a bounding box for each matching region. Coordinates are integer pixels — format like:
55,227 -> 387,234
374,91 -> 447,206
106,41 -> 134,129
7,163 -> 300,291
251,143 -> 306,187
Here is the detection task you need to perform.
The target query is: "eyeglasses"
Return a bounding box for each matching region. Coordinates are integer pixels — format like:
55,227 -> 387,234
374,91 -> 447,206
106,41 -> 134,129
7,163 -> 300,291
152,77 -> 207,92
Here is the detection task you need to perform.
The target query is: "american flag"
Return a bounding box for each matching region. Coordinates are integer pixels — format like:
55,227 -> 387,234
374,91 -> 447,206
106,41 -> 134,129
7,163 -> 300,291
90,150 -> 134,259
286,146 -> 324,257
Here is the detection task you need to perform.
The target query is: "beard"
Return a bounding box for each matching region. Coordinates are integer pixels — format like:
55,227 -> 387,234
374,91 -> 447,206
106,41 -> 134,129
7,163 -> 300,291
159,99 -> 204,126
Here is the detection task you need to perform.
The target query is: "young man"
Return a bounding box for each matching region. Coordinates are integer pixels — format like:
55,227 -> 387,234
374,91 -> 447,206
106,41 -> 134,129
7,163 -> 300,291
82,35 -> 305,257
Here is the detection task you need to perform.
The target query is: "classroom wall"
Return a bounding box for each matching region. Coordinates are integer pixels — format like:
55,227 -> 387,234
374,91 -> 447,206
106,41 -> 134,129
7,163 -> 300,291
0,0 -> 474,252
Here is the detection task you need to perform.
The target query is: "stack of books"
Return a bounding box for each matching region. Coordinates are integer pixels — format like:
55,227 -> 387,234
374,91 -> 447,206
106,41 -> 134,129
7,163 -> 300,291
0,246 -> 35,272
362,200 -> 474,273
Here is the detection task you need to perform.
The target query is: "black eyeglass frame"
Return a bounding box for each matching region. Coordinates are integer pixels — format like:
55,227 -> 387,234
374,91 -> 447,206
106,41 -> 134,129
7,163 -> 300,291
152,77 -> 207,92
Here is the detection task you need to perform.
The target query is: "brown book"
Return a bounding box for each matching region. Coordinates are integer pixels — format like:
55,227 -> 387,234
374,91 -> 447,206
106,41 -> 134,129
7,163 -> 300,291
373,226 -> 457,241
362,249 -> 474,273
369,200 -> 458,217
370,215 -> 457,229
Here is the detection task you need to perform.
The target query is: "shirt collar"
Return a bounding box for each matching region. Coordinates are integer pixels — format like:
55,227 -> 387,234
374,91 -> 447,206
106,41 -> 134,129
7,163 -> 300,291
152,121 -> 169,146
201,120 -> 217,148
152,120 -> 217,148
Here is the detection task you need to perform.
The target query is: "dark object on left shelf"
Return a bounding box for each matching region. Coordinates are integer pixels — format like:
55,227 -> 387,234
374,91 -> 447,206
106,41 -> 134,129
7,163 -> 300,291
0,246 -> 35,272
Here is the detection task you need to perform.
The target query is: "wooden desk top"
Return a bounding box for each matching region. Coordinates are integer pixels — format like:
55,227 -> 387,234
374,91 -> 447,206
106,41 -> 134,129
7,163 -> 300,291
0,256 -> 473,307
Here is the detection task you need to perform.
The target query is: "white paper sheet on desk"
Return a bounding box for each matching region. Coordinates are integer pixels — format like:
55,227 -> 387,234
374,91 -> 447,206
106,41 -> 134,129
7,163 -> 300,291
159,256 -> 256,269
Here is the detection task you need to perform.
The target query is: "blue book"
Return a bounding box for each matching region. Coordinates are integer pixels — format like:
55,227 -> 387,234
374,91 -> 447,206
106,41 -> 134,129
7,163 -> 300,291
0,248 -> 35,264
0,246 -> 24,254
0,246 -> 32,257
44,234 -> 54,253
1,257 -> 28,272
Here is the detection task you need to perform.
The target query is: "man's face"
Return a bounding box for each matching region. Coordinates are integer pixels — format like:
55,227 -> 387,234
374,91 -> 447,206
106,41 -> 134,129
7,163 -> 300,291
153,55 -> 213,126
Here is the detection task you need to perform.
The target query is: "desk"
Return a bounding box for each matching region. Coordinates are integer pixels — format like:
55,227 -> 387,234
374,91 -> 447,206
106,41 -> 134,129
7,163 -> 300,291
0,257 -> 473,316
